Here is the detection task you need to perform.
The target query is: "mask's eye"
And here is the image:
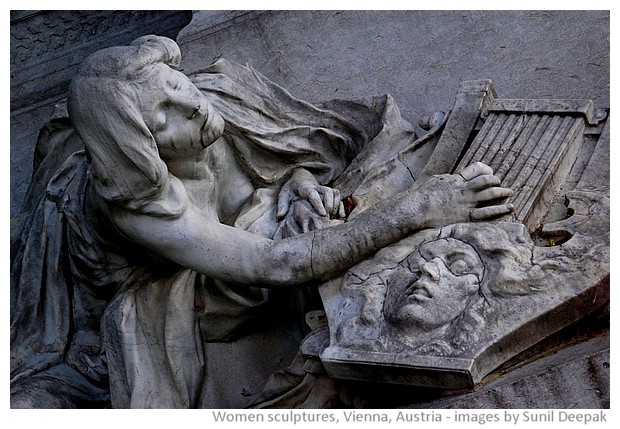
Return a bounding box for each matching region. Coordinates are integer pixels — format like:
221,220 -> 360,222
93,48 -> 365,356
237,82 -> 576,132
448,259 -> 470,276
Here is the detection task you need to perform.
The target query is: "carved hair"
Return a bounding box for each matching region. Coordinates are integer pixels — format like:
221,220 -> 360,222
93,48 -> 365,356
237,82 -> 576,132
67,35 -> 184,214
443,222 -> 545,298
339,222 -> 549,355
416,222 -> 547,355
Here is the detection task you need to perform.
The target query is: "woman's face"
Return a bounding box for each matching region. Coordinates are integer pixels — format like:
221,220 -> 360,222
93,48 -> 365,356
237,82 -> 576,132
140,64 -> 225,158
384,238 -> 482,331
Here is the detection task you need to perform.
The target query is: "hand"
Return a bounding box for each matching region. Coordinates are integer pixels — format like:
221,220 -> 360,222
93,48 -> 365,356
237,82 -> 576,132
275,200 -> 336,238
414,162 -> 514,227
277,168 -> 346,221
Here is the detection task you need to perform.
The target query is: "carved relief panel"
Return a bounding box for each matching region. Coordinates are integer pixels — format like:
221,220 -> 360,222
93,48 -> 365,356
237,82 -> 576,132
319,83 -> 609,389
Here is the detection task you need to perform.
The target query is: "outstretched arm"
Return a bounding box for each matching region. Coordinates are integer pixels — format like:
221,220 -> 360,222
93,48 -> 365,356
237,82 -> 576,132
111,162 -> 513,287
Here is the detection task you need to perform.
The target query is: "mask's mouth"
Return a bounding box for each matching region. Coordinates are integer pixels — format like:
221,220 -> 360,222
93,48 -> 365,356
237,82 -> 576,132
405,281 -> 433,302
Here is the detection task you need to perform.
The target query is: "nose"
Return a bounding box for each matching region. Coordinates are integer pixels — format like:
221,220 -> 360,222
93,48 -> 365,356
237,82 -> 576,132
169,93 -> 202,119
420,259 -> 440,282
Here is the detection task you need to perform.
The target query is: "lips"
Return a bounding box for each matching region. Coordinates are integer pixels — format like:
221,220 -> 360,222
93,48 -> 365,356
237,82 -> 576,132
406,282 -> 433,302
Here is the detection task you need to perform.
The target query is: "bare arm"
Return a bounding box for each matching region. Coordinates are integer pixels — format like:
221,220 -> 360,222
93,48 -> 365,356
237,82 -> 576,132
111,162 -> 513,287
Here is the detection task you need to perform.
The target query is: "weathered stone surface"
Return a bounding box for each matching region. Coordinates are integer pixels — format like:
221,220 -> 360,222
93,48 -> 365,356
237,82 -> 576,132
10,34 -> 513,408
318,86 -> 609,390
9,11 -> 610,410
10,11 -> 192,111
179,11 -> 609,115
11,10 -> 610,216
413,333 -> 610,409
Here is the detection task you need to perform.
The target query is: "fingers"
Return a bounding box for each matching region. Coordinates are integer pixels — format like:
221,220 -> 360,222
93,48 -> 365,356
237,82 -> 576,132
459,162 -> 514,204
322,188 -> 335,215
470,204 -> 514,220
300,214 -> 310,232
307,190 -> 327,217
466,174 -> 500,191
474,186 -> 514,202
292,203 -> 312,232
292,202 -> 330,233
338,201 -> 346,218
321,187 -> 342,218
459,162 -> 493,181
312,186 -> 343,218
281,174 -> 344,220
276,183 -> 292,220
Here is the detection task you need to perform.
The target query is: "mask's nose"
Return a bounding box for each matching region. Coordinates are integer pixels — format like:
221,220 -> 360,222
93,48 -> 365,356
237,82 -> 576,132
420,259 -> 440,283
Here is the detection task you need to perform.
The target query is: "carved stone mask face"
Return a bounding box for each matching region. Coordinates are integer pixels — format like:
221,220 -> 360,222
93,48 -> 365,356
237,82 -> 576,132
384,238 -> 482,331
140,64 -> 225,158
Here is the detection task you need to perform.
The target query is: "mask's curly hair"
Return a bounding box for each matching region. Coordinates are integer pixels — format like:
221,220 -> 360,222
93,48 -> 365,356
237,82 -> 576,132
405,222 -> 548,356
337,222 -> 550,355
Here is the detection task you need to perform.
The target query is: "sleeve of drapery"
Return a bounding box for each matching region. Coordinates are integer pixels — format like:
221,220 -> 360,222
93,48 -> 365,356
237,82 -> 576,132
20,103 -> 85,216
10,155 -> 88,384
190,58 -> 395,187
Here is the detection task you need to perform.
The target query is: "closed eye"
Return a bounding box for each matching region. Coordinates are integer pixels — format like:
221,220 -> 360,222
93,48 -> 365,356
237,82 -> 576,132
448,259 -> 470,276
170,75 -> 183,91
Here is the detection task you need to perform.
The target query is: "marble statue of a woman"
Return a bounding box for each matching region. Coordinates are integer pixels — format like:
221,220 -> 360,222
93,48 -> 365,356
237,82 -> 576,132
10,35 -> 513,408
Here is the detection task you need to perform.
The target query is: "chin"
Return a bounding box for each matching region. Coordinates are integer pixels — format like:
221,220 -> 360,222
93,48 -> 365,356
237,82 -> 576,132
392,305 -> 450,332
204,129 -> 223,148
203,114 -> 225,147
393,305 -> 425,326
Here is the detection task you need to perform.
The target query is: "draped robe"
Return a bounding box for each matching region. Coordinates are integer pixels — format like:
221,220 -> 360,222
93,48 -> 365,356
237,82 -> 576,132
10,58 -> 424,408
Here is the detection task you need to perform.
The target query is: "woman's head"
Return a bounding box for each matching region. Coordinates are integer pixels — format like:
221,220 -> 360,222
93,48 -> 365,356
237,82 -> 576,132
67,35 -> 224,213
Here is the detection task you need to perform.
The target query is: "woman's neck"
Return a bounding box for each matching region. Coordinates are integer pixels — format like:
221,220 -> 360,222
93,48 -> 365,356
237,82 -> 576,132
162,149 -> 209,180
